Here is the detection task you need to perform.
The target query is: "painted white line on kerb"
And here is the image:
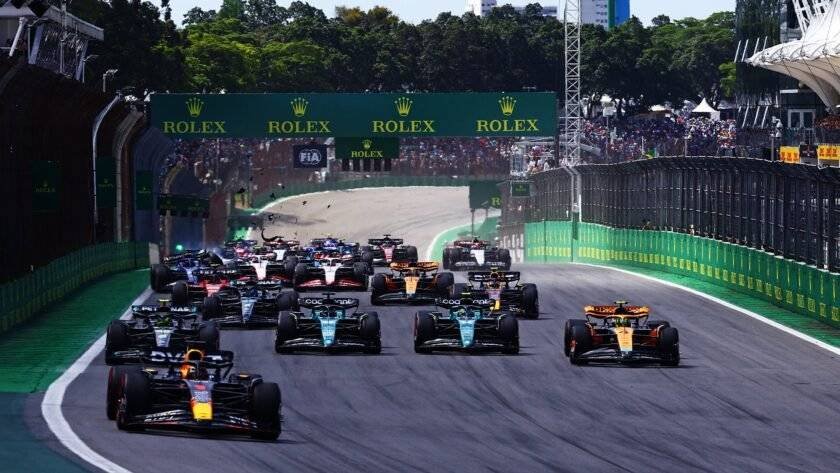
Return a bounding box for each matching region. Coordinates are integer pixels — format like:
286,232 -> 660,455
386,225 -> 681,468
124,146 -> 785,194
573,262 -> 840,357
41,287 -> 153,473
425,224 -> 469,261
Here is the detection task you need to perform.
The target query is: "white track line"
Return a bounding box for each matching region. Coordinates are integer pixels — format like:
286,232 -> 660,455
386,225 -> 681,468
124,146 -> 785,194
42,287 -> 153,473
573,262 -> 840,357
425,223 -> 469,261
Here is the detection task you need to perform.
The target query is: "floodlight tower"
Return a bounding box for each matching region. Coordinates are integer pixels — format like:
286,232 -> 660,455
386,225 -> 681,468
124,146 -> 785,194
563,0 -> 582,166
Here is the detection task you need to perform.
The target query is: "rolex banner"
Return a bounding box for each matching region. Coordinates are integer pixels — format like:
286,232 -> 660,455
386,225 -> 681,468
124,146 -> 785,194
32,160 -> 60,213
135,170 -> 154,211
293,144 -> 328,169
510,181 -> 531,197
96,156 -> 116,209
469,181 -> 502,210
335,137 -> 399,160
152,92 -> 557,139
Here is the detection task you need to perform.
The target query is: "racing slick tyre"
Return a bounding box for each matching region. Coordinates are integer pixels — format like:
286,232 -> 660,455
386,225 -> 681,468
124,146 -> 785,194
360,312 -> 382,354
414,311 -> 436,354
442,248 -> 456,270
198,321 -> 220,351
116,370 -> 150,431
647,320 -> 671,330
293,263 -> 308,289
251,382 -> 282,440
361,251 -> 374,271
451,283 -> 469,297
405,246 -> 418,262
202,295 -> 223,320
283,256 -> 299,280
658,327 -> 680,367
499,315 -> 520,354
563,320 -> 587,356
107,366 -> 135,420
521,284 -> 539,319
435,272 -> 455,295
150,264 -> 170,292
353,262 -> 369,290
370,273 -> 387,305
569,324 -> 592,365
172,281 -> 189,306
105,320 -> 130,365
498,249 -> 512,270
275,312 -> 297,353
276,291 -> 299,311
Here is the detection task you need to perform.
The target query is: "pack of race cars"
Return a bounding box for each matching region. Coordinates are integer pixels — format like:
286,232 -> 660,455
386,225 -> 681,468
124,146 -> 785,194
106,233 -> 679,440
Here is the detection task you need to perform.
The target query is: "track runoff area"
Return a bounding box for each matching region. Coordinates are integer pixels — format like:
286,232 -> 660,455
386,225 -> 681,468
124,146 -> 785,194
47,187 -> 840,473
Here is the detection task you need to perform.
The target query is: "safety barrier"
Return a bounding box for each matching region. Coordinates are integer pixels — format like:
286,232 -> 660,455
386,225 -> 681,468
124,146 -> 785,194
0,242 -> 149,334
251,176 -> 473,209
524,221 -> 840,328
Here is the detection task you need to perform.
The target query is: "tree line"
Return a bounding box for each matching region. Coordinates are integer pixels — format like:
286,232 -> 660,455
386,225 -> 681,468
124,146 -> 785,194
72,0 -> 734,114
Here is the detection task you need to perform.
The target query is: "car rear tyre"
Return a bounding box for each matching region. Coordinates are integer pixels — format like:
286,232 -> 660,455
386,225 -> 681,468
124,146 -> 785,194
499,315 -> 519,354
569,324 -> 592,365
275,312 -> 297,353
563,319 -> 587,356
353,262 -> 369,289
435,272 -> 454,294
276,291 -> 299,311
198,321 -> 220,351
250,382 -> 281,440
283,256 -> 299,280
150,264 -> 170,292
107,366 -> 135,420
116,370 -> 150,431
521,284 -> 539,319
414,311 -> 436,354
360,312 -> 381,354
105,321 -> 130,365
405,246 -> 418,262
202,295 -> 223,321
293,263 -> 308,289
498,249 -> 512,270
361,250 -> 374,269
171,281 -> 189,306
648,320 -> 671,329
370,273 -> 387,305
659,327 -> 680,366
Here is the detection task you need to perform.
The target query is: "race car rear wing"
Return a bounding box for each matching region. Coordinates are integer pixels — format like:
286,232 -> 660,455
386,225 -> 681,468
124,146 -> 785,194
228,280 -> 284,289
390,261 -> 438,273
131,305 -> 199,315
468,271 -> 520,283
584,305 -> 650,317
298,296 -> 360,309
142,348 -> 235,367
435,297 -> 495,309
452,239 -> 489,247
368,237 -> 404,246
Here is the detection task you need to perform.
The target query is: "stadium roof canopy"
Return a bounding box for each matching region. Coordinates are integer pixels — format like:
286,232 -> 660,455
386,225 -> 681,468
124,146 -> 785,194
747,0 -> 840,108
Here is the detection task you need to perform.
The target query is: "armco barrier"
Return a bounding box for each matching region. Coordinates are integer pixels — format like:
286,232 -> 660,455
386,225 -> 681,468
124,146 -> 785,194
0,242 -> 149,334
251,176 -> 473,209
524,221 -> 840,328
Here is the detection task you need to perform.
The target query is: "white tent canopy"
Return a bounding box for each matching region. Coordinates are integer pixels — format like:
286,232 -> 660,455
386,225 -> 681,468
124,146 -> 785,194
691,99 -> 720,120
747,0 -> 840,108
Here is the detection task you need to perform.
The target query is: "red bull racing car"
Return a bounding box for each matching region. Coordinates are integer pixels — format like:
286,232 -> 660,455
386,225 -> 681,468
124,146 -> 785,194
452,269 -> 539,319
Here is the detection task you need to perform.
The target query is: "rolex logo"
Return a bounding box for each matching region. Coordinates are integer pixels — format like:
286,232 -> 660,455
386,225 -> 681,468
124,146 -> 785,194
290,97 -> 308,117
394,97 -> 413,117
186,97 -> 204,118
363,139 -> 372,150
498,96 -> 516,116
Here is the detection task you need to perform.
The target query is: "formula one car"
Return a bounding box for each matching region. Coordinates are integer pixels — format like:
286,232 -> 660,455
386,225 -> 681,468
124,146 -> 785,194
305,237 -> 372,268
219,239 -> 259,262
564,302 -> 679,366
292,256 -> 369,292
362,235 -> 418,266
413,297 -> 519,354
274,294 -> 381,354
260,229 -> 301,262
150,249 -> 224,292
370,262 -> 454,305
202,279 -> 299,328
442,239 -> 511,271
170,267 -> 257,306
107,349 -> 281,439
105,303 -> 220,365
452,269 -> 539,319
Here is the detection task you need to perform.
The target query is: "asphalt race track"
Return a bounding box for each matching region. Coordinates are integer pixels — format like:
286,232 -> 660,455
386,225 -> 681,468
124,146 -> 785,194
58,188 -> 840,473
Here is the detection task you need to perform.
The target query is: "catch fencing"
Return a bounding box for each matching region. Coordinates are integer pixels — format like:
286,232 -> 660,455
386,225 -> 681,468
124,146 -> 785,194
0,242 -> 149,334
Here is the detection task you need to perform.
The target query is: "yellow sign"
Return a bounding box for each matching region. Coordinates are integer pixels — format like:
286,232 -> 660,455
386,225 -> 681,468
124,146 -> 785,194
818,144 -> 840,161
779,146 -> 800,164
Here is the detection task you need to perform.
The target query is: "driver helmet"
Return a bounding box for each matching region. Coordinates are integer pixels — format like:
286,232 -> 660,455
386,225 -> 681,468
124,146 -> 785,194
180,349 -> 208,380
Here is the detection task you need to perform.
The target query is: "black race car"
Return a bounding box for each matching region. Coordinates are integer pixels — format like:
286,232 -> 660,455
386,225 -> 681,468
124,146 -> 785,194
414,297 -> 519,354
442,239 -> 511,271
150,250 -> 224,292
275,293 -> 381,354
107,349 -> 281,440
452,269 -> 539,319
370,262 -> 454,305
564,302 -> 680,366
201,279 -> 299,328
361,235 -> 418,266
105,304 -> 219,365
